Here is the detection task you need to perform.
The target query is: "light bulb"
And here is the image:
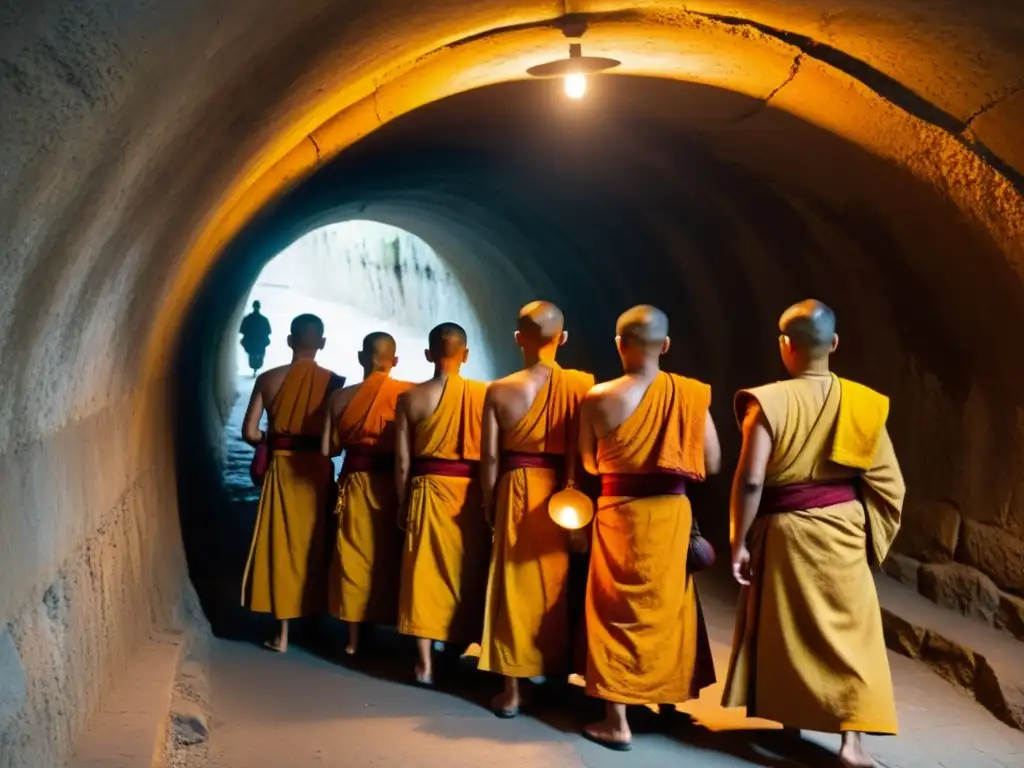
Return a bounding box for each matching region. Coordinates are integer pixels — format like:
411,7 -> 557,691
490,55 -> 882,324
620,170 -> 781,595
564,72 -> 587,99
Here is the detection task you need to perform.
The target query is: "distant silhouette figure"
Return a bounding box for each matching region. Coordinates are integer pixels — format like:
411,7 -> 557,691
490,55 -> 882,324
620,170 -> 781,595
240,301 -> 272,377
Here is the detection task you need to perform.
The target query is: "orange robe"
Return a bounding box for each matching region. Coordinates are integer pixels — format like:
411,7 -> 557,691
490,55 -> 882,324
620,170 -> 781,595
721,374 -> 905,734
586,371 -> 716,705
479,364 -> 595,678
242,360 -> 335,619
397,375 -> 490,644
329,372 -> 414,624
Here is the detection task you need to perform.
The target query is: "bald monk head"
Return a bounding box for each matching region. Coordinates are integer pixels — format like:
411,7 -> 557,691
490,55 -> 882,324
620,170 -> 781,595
615,304 -> 671,369
288,313 -> 326,356
426,322 -> 470,367
515,300 -> 568,357
777,299 -> 838,376
358,331 -> 398,377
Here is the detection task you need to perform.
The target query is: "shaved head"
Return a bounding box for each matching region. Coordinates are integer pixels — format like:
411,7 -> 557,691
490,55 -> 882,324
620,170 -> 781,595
289,313 -> 325,350
779,299 -> 836,354
428,322 -> 468,359
517,300 -> 565,345
616,304 -> 669,348
362,331 -> 396,359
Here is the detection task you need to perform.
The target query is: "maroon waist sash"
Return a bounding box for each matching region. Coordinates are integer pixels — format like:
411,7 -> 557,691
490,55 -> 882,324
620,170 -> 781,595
268,434 -> 321,453
412,457 -> 477,478
600,472 -> 688,498
342,446 -> 396,474
501,451 -> 564,474
759,480 -> 859,516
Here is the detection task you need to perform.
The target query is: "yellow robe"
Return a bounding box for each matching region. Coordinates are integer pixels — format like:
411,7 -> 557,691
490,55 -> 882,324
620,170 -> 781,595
330,372 -> 414,624
479,364 -> 595,678
586,371 -> 715,705
398,375 -> 490,644
721,374 -> 905,734
242,360 -> 335,619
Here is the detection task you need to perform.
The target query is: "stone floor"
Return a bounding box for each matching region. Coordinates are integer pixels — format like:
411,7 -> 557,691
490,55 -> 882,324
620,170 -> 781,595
200,602 -> 1024,768
213,373 -> 1024,768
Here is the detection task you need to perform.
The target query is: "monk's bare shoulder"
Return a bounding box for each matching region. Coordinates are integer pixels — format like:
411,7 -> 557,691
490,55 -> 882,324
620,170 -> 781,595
487,369 -> 531,401
400,379 -> 441,423
330,381 -> 362,413
585,376 -> 631,403
255,364 -> 290,399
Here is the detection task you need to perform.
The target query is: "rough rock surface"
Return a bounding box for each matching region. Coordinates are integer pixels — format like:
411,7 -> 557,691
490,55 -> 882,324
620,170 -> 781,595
918,562 -> 1001,624
878,574 -> 1024,732
958,520 -> 1024,597
882,552 -> 921,586
997,591 -> 1024,642
895,501 -> 961,562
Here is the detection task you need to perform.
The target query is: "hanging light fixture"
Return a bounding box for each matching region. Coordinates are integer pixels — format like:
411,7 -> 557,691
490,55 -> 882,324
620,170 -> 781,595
526,23 -> 621,99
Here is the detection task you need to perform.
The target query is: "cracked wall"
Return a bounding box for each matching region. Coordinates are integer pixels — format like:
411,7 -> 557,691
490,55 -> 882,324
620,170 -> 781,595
1,2 -> 1023,766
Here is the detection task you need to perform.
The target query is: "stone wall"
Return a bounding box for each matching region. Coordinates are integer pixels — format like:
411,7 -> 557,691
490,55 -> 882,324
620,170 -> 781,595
0,390 -> 191,768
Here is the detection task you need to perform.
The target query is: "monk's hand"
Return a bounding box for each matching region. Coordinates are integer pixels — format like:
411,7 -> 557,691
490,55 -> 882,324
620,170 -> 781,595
732,542 -> 752,586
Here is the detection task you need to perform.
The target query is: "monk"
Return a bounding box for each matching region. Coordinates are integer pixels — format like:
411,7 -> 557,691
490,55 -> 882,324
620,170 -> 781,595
478,301 -> 595,717
722,300 -> 905,768
241,313 -> 345,652
578,305 -> 721,751
322,332 -> 413,656
395,322 -> 490,686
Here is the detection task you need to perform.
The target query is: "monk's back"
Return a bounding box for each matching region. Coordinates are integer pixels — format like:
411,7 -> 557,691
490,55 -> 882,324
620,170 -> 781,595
498,364 -> 594,453
403,378 -> 447,429
264,359 -> 337,436
742,375 -> 856,485
336,373 -> 412,452
490,367 -> 551,433
411,375 -> 487,460
595,371 -> 710,475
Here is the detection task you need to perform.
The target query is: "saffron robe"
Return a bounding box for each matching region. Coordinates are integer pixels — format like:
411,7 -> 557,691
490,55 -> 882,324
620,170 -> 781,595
397,375 -> 490,644
329,372 -> 414,624
586,371 -> 716,705
721,374 -> 905,734
242,360 -> 335,619
479,364 -> 595,678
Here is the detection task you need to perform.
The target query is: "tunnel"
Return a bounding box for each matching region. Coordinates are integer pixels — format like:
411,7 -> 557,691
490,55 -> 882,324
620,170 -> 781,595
2,3 -> 1023,766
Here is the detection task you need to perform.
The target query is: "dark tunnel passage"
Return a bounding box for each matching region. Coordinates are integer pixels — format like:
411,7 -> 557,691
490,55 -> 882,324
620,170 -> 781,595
176,76 -> 1024,639
4,2 -> 1024,765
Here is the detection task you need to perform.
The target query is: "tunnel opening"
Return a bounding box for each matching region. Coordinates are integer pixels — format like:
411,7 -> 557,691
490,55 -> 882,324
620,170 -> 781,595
174,74 -> 1024,641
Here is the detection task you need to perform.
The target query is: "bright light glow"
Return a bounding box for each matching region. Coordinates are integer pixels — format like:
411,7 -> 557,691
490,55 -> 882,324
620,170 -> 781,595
564,73 -> 587,99
548,487 -> 594,530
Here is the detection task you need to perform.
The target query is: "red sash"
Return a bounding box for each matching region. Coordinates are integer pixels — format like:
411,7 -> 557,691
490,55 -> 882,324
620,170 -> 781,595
759,480 -> 859,516
412,458 -> 477,478
600,472 -> 688,498
342,446 -> 396,474
501,451 -> 564,474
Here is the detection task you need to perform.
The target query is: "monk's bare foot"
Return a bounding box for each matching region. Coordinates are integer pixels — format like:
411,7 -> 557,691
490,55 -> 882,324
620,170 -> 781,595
414,664 -> 434,687
263,620 -> 288,653
263,634 -> 287,653
414,638 -> 434,686
839,733 -> 876,768
491,679 -> 521,718
345,624 -> 359,656
583,713 -> 632,752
